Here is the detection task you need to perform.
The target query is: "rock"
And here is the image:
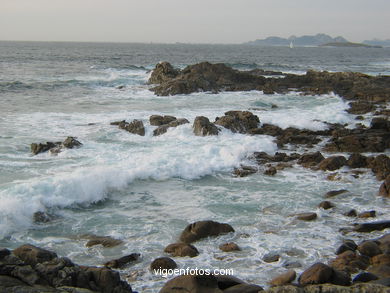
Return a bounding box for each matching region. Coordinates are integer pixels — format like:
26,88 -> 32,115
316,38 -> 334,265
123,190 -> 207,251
81,266 -> 133,292
358,241 -> 382,257
104,253 -> 140,269
358,211 -> 377,218
233,166 -> 257,177
353,221 -> 390,233
149,115 -> 177,126
219,242 -> 241,252
119,119 -> 145,136
250,124 -> 283,136
164,243 -> 199,257
377,234 -> 390,253
150,257 -> 177,271
13,244 -> 57,267
329,269 -> 351,286
214,111 -> 260,134
318,156 -> 347,171
296,212 -> 317,221
299,263 -> 334,285
347,153 -> 368,168
31,141 -> 60,155
370,154 -> 390,180
379,175 -> 390,197
159,274 -> 223,293
0,248 -> 11,260
371,117 -> 390,130
318,201 -> 335,210
33,211 -> 52,223
345,209 -> 358,217
336,240 -> 358,255
283,261 -> 302,269
179,220 -> 234,243
83,235 -> 124,248
269,270 -> 296,286
267,283 -> 390,293
368,265 -> 390,279
371,254 -> 390,266
110,120 -> 125,125
193,116 -> 219,136
62,137 -> 82,149
148,62 -> 180,84
153,118 -> 189,136
298,152 -> 325,168
329,250 -> 369,273
371,278 -> 390,287
353,272 -> 379,283
264,167 -> 277,176
223,283 -> 264,292
215,275 -> 245,290
347,101 -> 375,114
263,253 -> 280,263
325,189 -> 348,198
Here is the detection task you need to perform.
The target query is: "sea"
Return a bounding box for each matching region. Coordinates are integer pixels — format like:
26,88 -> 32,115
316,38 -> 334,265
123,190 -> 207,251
1,41 -> 390,292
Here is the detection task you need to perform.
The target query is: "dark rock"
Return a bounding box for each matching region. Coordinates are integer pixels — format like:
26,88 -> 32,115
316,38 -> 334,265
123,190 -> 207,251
370,277 -> 390,287
353,272 -> 379,283
282,261 -> 302,269
358,241 -> 382,257
330,250 -> 369,273
119,119 -> 145,136
223,283 -> 264,293
298,152 -> 325,168
13,244 -> 57,267
83,235 -> 124,248
149,115 -> 177,126
318,201 -> 335,210
353,221 -> 390,233
31,142 -> 60,155
250,124 -> 283,136
153,118 -> 189,136
379,175 -> 390,197
347,153 -> 368,168
233,166 -> 257,177
193,116 -> 219,136
110,120 -> 126,125
104,253 -> 140,269
329,269 -> 351,286
368,265 -> 390,279
159,274 -> 223,293
179,220 -> 234,243
164,243 -> 199,257
299,263 -> 333,285
264,167 -> 277,176
318,156 -> 347,171
263,253 -> 280,263
325,189 -> 348,198
0,248 -> 11,260
214,111 -> 260,134
150,257 -> 177,271
296,212 -> 317,221
215,275 -> 245,290
269,270 -> 296,286
371,254 -> 390,266
345,209 -> 358,217
371,117 -> 390,130
336,240 -> 358,255
148,62 -> 180,84
62,137 -> 82,149
370,154 -> 390,180
347,101 -> 375,114
33,211 -> 52,223
219,242 -> 241,252
358,211 -> 377,218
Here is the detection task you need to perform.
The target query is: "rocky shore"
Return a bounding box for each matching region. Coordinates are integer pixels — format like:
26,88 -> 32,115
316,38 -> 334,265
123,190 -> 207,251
15,62 -> 390,292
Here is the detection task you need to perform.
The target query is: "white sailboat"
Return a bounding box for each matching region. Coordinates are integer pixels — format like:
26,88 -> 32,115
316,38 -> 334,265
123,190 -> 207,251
289,41 -> 294,49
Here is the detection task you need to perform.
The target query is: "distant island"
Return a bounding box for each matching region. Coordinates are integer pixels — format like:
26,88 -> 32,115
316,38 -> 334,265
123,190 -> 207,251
245,33 -> 386,47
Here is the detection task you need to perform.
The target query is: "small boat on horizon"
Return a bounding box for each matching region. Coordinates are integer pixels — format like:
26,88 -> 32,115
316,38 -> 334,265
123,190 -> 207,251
289,41 -> 294,49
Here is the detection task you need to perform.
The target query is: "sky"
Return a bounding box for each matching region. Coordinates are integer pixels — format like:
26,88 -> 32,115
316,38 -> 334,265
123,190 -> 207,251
1,0 -> 389,44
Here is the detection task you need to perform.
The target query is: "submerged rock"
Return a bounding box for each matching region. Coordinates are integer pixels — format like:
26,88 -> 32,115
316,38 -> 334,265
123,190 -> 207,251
179,220 -> 234,243
104,253 -> 140,269
219,242 -> 241,252
119,119 -> 145,136
31,137 -> 82,155
164,243 -> 199,257
81,234 -> 124,248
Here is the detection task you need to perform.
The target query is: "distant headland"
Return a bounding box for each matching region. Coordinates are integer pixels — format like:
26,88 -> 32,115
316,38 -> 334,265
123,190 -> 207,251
245,33 -> 388,47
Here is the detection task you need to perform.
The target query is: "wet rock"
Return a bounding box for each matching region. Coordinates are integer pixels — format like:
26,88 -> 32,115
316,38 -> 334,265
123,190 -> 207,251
159,274 -> 223,293
353,221 -> 390,233
358,241 -> 382,257
267,283 -> 389,292
353,272 -> 379,283
296,212 -> 317,221
153,118 -> 189,136
83,235 -> 124,248
318,156 -> 347,171
81,266 -> 133,292
345,209 -> 358,217
347,153 -> 368,168
233,166 -> 257,177
13,244 -> 57,267
379,175 -> 390,197
110,120 -> 125,126
283,261 -> 302,269
119,119 -> 145,136
336,240 -> 358,255
358,210 -> 377,218
149,115 -> 177,126
223,283 -> 264,292
0,248 -> 11,260
31,141 -> 60,155
330,250 -> 369,273
318,201 -> 335,210
298,152 -> 325,168
264,167 -> 277,176
263,253 -> 280,263
299,263 -> 334,285
33,211 -> 52,223
214,111 -> 260,134
347,101 -> 375,114
329,269 -> 351,286
193,116 -> 219,136
148,62 -> 180,84
104,253 -> 140,269
325,189 -> 348,198
62,137 -> 82,149
368,265 -> 390,279
269,270 -> 296,286
371,254 -> 390,266
164,243 -> 199,257
215,275 -> 245,290
370,117 -> 390,130
219,242 -> 241,252
179,220 -> 234,243
150,257 -> 177,271
370,154 -> 390,180
250,124 -> 283,136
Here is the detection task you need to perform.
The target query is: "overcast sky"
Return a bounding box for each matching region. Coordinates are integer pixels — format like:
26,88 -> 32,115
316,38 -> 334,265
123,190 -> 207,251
1,0 -> 389,43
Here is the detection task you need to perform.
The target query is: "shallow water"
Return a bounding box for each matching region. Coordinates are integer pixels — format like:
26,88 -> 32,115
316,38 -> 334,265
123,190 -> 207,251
0,41 -> 390,292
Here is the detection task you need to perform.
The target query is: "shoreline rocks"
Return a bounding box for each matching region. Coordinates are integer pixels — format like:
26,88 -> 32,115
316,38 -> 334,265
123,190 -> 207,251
31,137 -> 82,155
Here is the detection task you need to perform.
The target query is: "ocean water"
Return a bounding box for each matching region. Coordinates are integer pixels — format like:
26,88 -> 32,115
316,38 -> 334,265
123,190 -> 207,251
1,41 -> 390,291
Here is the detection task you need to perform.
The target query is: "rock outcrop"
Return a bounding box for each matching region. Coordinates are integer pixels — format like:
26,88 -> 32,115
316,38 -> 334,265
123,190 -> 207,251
179,220 -> 235,243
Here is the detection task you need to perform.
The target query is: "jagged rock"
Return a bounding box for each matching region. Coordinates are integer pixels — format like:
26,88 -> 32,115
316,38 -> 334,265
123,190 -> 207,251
193,116 -> 219,136
325,189 -> 348,198
104,253 -> 140,269
318,156 -> 347,171
370,154 -> 390,180
119,119 -> 145,136
214,111 -> 260,133
149,115 -> 177,126
150,257 -> 177,271
219,242 -> 241,252
159,274 -> 223,293
298,152 -> 325,168
13,244 -> 57,267
347,153 -> 368,168
153,118 -> 189,136
31,141 -> 60,155
164,243 -> 199,257
179,220 -> 234,243
347,101 -> 375,114
62,137 -> 82,149
148,62 -> 180,84
33,211 -> 52,223
264,167 -> 277,176
379,175 -> 390,197
269,270 -> 296,286
233,166 -> 257,177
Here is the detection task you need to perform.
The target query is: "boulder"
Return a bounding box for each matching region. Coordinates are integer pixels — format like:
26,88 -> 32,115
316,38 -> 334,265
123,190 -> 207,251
325,189 -> 348,198
153,118 -> 189,136
150,257 -> 177,271
149,115 -> 177,126
83,235 -> 124,248
318,201 -> 335,210
371,254 -> 390,266
62,137 -> 82,149
379,175 -> 390,197
81,266 -> 133,292
369,154 -> 390,180
299,263 -> 334,285
31,141 -> 60,155
353,221 -> 390,233
329,250 -> 369,273
298,152 -> 325,168
336,240 -> 357,255
214,111 -> 260,134
264,167 -> 277,176
358,211 -> 376,218
318,156 -> 347,171
368,265 -> 390,279
347,153 -> 368,168
370,117 -> 390,130
233,166 -> 257,177
193,116 -> 219,136
13,244 -> 57,267
269,270 -> 296,286
159,274 -> 223,293
148,62 -> 180,84
179,220 -> 234,243
215,275 -> 245,290
296,213 -> 317,221
164,243 -> 199,257
104,253 -> 140,269
119,119 -> 145,136
223,284 -> 264,292
263,253 -> 280,263
219,242 -> 241,252
358,241 -> 382,257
